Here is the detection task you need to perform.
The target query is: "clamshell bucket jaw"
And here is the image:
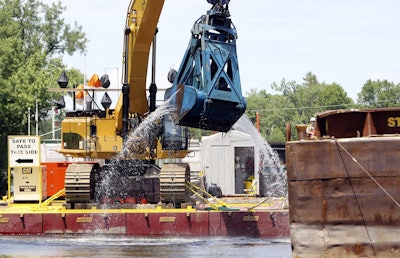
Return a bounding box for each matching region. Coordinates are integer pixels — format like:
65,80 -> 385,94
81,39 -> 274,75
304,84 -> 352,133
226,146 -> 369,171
165,0 -> 246,132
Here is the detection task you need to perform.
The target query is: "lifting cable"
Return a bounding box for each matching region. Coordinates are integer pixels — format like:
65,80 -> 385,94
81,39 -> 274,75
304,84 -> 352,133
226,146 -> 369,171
334,138 -> 376,256
335,138 -> 400,209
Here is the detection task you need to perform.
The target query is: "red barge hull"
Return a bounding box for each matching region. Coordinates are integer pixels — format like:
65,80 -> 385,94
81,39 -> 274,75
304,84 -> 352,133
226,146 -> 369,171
2,160 -> 289,237
0,208 -> 288,237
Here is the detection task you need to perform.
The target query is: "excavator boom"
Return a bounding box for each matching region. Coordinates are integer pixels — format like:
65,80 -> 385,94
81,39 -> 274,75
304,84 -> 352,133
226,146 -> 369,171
115,0 -> 165,134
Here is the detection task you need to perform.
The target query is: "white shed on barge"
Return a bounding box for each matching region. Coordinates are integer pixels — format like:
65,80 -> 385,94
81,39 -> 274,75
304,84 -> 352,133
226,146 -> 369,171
201,130 -> 259,196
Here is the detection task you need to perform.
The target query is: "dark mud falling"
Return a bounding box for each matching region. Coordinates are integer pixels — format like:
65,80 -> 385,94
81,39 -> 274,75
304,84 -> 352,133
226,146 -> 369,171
95,102 -> 177,205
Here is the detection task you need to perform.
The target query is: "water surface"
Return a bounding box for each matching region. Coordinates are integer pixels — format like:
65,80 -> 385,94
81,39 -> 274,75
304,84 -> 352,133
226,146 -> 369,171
0,236 -> 291,257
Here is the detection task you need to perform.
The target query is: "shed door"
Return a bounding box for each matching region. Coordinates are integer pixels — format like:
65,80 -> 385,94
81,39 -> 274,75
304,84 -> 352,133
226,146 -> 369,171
234,147 -> 254,194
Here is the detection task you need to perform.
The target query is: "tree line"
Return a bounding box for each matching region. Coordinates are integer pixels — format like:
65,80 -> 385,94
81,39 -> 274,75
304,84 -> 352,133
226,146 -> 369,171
245,72 -> 400,142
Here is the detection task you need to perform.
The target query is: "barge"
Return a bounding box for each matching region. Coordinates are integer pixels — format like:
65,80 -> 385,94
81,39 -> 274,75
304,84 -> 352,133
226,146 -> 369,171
286,108 -> 400,257
2,152 -> 289,237
1,187 -> 288,237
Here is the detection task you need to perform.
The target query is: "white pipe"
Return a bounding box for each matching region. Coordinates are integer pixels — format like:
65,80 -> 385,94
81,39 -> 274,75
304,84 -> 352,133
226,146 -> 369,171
35,99 -> 39,136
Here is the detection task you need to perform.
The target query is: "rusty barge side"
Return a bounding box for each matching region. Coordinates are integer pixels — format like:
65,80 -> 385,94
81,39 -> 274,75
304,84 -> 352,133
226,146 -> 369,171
286,108 -> 400,257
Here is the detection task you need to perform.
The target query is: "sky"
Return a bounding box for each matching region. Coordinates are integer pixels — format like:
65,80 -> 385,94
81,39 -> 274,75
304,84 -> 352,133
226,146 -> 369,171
44,0 -> 400,104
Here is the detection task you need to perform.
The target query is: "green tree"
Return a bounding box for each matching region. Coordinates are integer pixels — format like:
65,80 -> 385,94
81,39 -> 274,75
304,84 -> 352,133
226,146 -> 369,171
245,72 -> 354,141
272,72 -> 353,123
245,89 -> 292,142
271,78 -> 317,123
319,83 -> 353,110
357,79 -> 400,108
0,0 -> 87,195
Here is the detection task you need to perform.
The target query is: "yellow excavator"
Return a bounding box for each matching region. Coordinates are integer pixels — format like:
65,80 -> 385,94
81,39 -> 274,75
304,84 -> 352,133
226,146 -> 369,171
54,0 -> 246,208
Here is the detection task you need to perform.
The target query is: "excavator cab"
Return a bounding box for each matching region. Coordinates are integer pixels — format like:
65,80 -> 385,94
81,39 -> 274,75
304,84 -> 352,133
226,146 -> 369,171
161,114 -> 188,151
165,0 -> 246,132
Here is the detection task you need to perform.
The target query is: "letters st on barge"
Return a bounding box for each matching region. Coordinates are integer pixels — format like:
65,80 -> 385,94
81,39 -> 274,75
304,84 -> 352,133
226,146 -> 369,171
286,108 -> 400,257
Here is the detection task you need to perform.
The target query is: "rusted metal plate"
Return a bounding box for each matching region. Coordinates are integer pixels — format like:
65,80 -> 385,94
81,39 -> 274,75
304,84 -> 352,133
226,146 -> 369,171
286,137 -> 400,181
315,108 -> 400,138
288,180 -> 324,224
289,177 -> 400,225
287,122 -> 400,256
291,224 -> 400,257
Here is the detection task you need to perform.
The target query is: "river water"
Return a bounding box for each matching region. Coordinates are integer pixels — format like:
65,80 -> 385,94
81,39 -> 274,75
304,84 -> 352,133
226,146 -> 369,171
0,236 -> 291,257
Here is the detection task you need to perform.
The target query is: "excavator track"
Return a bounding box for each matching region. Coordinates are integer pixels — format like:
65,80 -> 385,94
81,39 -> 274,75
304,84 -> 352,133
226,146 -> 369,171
65,163 -> 97,204
159,163 -> 190,205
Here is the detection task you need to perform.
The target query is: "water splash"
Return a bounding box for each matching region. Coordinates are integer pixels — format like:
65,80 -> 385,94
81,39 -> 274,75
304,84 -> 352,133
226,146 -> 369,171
233,114 -> 287,198
95,100 -> 177,204
120,102 -> 177,160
